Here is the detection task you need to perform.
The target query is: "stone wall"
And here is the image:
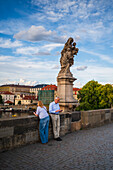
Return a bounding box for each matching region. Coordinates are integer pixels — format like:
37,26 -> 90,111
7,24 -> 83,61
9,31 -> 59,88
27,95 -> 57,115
0,113 -> 72,152
81,108 -> 113,129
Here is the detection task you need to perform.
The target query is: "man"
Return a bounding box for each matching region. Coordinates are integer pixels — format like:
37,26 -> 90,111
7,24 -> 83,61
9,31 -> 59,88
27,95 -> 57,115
49,97 -> 63,141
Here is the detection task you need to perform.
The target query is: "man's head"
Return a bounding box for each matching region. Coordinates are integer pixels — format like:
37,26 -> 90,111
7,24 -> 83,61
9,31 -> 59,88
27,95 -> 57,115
55,97 -> 60,104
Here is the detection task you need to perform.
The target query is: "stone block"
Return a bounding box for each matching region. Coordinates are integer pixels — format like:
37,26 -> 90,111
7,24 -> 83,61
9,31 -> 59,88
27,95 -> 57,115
13,134 -> 25,147
0,137 -> 13,150
71,120 -> 81,132
0,127 -> 14,138
105,112 -> 111,121
72,111 -> 81,122
25,130 -> 38,143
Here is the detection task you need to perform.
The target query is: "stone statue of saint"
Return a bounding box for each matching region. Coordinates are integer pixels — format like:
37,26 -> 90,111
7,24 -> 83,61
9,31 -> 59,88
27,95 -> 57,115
59,37 -> 79,76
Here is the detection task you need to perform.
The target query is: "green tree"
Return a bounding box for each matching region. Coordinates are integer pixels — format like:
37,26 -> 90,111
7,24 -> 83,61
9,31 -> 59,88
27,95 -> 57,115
76,80 -> 113,111
0,95 -> 3,104
18,101 -> 21,105
98,84 -> 113,109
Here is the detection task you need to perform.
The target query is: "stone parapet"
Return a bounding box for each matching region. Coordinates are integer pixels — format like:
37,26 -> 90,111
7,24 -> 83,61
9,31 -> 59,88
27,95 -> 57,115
0,113 -> 72,152
0,109 -> 113,152
81,108 -> 113,129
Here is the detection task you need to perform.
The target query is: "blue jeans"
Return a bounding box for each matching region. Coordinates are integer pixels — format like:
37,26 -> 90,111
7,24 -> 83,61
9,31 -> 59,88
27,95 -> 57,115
39,116 -> 50,144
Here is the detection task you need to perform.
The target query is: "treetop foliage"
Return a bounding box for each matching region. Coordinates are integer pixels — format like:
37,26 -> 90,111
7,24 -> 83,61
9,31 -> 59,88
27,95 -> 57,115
76,80 -> 113,111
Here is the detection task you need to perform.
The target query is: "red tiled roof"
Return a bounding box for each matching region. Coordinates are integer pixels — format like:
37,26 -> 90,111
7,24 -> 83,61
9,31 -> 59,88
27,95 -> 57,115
42,84 -> 57,90
0,91 -> 14,95
4,100 -> 13,104
73,88 -> 81,95
73,88 -> 80,91
22,96 -> 38,100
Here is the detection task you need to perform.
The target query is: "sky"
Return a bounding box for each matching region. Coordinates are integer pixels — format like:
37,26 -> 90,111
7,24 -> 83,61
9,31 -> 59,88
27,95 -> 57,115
0,0 -> 113,88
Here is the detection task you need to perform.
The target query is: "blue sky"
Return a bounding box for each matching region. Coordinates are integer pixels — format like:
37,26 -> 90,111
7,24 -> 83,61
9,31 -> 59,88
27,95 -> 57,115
0,0 -> 113,87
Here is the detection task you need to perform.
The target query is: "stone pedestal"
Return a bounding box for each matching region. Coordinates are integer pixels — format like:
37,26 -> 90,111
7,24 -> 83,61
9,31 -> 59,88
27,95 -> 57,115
57,73 -> 77,112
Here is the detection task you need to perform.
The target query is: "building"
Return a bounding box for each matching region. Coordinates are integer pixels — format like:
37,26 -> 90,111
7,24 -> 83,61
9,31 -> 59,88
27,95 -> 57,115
38,84 -> 57,105
38,90 -> 54,105
0,91 -> 15,105
30,84 -> 48,97
41,84 -> 57,99
73,88 -> 81,101
0,84 -> 33,95
15,94 -> 38,105
41,84 -> 57,91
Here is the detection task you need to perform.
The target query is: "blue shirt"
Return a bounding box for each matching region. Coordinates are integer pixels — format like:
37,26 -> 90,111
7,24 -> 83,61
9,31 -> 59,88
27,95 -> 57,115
49,101 -> 60,114
36,106 -> 48,119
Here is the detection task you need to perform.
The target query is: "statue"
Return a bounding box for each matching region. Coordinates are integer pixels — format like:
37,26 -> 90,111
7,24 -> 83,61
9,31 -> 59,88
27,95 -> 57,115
59,37 -> 79,76
57,37 -> 79,111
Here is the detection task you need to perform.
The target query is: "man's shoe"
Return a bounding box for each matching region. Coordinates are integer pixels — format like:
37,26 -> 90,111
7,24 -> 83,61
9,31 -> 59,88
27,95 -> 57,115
55,137 -> 62,141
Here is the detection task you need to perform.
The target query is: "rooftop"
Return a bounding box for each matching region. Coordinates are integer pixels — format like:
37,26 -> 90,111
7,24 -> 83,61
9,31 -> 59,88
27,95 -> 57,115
0,91 -> 14,95
32,84 -> 49,88
0,84 -> 33,88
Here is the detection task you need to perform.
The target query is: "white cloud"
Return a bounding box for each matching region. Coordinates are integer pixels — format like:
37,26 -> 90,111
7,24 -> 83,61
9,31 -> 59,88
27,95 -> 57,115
81,49 -> 113,64
76,66 -> 88,71
0,53 -> 113,87
19,79 -> 38,86
0,78 -> 38,86
0,55 -> 14,61
33,52 -> 51,56
14,25 -> 67,43
43,43 -> 64,51
73,65 -> 113,87
0,54 -> 59,85
31,0 -> 76,15
74,81 -> 82,88
19,79 -> 26,84
86,59 -> 96,63
0,18 -> 29,35
15,46 -> 38,55
46,11 -> 63,22
15,43 -> 63,55
0,38 -> 23,48
52,65 -> 59,69
24,80 -> 38,86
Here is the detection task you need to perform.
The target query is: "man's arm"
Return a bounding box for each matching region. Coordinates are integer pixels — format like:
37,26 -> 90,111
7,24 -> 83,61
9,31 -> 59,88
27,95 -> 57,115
49,102 -> 56,114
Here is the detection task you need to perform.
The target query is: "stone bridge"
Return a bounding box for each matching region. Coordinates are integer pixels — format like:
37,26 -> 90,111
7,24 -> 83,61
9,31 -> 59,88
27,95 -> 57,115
0,123 -> 113,170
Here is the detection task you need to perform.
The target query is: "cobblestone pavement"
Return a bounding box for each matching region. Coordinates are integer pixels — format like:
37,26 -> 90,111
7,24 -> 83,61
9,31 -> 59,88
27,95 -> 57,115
0,123 -> 113,170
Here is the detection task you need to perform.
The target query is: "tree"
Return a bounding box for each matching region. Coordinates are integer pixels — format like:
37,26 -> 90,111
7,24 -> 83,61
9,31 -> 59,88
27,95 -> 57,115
76,80 -> 113,111
0,95 -> 3,104
18,101 -> 21,105
98,84 -> 113,109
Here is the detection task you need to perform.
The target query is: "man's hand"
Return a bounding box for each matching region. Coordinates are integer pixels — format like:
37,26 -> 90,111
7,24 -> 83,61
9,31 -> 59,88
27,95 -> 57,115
55,109 -> 63,112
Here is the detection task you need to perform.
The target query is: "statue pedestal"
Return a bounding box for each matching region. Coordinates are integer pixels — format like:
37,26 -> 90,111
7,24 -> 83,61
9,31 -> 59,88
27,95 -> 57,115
57,73 -> 78,112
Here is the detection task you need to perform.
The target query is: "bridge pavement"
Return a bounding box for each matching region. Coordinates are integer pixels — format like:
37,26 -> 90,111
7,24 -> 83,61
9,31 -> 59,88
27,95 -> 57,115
0,123 -> 113,170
